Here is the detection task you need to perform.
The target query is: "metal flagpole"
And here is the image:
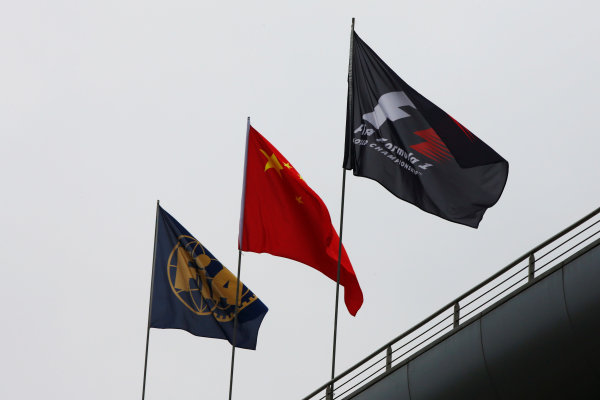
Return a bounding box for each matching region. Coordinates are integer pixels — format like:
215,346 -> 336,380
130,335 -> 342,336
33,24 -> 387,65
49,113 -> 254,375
228,249 -> 243,400
228,117 -> 251,400
142,200 -> 160,400
329,18 -> 355,397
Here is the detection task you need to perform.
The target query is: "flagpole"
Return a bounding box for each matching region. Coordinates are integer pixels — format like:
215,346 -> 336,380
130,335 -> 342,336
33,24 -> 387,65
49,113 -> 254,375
228,117 -> 251,400
330,18 -> 355,394
142,200 -> 160,400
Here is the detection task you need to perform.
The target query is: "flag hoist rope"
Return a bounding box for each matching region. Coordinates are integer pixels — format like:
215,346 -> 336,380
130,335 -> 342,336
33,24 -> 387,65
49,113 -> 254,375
330,17 -> 355,395
142,200 -> 160,400
228,116 -> 251,400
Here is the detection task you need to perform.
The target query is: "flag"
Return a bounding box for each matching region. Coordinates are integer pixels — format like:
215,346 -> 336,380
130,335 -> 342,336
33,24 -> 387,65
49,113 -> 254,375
240,126 -> 363,316
344,32 -> 509,228
151,205 -> 268,350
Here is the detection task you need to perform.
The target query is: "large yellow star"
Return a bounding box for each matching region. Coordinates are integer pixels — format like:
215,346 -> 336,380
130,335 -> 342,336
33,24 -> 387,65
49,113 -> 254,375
259,149 -> 283,177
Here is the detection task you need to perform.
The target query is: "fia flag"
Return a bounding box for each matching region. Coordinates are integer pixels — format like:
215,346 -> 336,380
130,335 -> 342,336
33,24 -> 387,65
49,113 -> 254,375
344,32 -> 508,228
151,205 -> 268,350
240,126 -> 363,315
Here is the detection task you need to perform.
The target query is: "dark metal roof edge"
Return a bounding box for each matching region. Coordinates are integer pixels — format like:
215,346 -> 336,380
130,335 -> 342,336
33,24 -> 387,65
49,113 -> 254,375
342,237 -> 600,400
303,207 -> 600,400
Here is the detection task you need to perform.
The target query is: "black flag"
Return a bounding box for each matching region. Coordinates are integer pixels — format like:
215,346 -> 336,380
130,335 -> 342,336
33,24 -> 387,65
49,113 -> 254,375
344,32 -> 509,228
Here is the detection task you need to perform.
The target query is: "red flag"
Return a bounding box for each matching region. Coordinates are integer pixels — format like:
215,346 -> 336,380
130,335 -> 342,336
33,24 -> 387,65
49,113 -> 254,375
240,126 -> 363,316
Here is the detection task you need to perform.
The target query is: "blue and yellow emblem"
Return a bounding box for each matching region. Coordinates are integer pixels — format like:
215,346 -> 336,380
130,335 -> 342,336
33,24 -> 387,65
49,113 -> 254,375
167,235 -> 257,321
150,206 -> 268,350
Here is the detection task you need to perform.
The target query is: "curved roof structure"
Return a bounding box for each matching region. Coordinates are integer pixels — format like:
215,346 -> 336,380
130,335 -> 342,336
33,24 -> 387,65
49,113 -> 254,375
304,208 -> 600,400
348,240 -> 600,399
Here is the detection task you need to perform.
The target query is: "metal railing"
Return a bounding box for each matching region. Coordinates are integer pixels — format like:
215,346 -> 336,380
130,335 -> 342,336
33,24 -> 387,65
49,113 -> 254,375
303,206 -> 600,400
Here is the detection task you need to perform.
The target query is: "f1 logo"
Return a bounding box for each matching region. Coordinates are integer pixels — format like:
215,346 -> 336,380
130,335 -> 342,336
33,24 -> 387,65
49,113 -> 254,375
362,91 -> 416,129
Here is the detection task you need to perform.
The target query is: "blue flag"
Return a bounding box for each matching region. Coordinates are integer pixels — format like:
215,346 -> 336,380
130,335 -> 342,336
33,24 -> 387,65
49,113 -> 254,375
150,205 -> 268,350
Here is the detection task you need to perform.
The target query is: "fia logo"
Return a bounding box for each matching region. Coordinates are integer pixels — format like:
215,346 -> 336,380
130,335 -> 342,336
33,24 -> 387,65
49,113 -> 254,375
166,236 -> 256,322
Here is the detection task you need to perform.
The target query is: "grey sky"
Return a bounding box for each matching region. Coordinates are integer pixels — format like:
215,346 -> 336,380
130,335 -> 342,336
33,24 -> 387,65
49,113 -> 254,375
2,1 -> 599,399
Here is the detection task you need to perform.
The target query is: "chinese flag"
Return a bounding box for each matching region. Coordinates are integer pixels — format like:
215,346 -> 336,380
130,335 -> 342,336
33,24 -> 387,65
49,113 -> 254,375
240,126 -> 363,316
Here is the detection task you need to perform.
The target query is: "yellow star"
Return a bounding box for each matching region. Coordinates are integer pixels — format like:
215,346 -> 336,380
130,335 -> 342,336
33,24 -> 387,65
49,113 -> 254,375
298,174 -> 303,180
295,196 -> 303,204
259,149 -> 283,177
284,162 -> 292,169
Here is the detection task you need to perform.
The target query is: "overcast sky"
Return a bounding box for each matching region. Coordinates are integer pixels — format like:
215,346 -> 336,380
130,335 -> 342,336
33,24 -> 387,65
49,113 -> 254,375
2,1 -> 599,399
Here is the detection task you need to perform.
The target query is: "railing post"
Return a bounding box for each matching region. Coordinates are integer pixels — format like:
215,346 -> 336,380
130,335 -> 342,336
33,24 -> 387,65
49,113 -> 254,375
386,346 -> 392,371
528,254 -> 535,282
453,303 -> 460,328
326,384 -> 333,400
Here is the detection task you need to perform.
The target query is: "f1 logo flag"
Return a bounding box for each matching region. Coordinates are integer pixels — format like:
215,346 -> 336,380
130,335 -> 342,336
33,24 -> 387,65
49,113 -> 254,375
343,32 -> 509,228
